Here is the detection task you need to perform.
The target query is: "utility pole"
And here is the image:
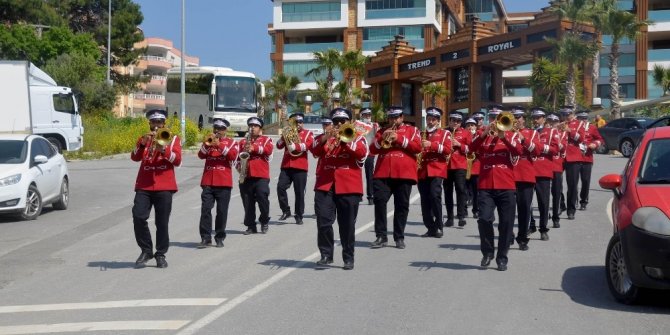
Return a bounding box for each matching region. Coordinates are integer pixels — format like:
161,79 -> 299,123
180,0 -> 186,141
107,0 -> 112,85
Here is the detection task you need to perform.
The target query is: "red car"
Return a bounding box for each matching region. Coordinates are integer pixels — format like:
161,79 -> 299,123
599,126 -> 670,304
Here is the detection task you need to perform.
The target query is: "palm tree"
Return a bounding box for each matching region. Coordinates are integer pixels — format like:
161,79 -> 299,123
652,64 -> 670,96
529,57 -> 567,111
339,50 -> 368,108
551,33 -> 599,107
420,82 -> 449,106
265,72 -> 300,122
305,48 -> 342,112
551,0 -> 593,32
593,2 -> 649,119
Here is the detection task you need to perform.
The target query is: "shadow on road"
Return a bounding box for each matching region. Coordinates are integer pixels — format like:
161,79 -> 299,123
87,261 -> 136,270
439,243 -> 481,251
409,261 -> 483,271
169,241 -> 200,249
562,266 -> 670,312
258,259 -> 315,270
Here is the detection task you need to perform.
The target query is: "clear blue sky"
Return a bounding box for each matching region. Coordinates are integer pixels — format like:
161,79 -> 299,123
134,1 -> 549,81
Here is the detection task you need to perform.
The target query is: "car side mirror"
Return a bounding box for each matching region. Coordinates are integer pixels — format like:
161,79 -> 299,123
34,155 -> 48,164
599,174 -> 622,197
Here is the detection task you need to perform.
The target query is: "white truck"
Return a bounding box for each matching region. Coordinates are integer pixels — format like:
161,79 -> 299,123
0,61 -> 84,152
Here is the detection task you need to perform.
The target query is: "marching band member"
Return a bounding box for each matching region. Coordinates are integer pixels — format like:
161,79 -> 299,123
529,108 -> 559,244
370,106 -> 422,249
444,111 -> 471,227
417,107 -> 452,238
238,117 -> 274,235
511,106 -> 541,249
311,108 -> 368,270
547,113 -> 567,228
355,108 -> 379,205
561,106 -> 587,220
576,110 -> 604,211
470,107 -> 524,271
131,109 -> 182,269
465,116 -> 482,219
196,117 -> 239,248
312,117 -> 333,174
276,113 -> 314,225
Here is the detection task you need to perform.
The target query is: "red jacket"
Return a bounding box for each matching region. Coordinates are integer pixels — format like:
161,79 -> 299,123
131,135 -> 182,191
514,128 -> 541,183
565,119 -> 588,163
418,128 -> 452,179
533,127 -> 559,179
553,130 -> 568,172
370,123 -> 422,183
276,128 -> 314,171
236,135 -> 273,180
469,128 -> 484,176
312,135 -> 368,195
448,127 -> 472,170
198,137 -> 239,187
581,122 -> 604,164
471,132 -> 524,190
354,120 -> 379,156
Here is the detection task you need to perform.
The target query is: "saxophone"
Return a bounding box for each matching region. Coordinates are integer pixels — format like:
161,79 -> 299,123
416,127 -> 427,170
238,129 -> 251,184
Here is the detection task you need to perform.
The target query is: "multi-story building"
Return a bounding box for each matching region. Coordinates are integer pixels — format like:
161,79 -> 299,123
114,37 -> 199,117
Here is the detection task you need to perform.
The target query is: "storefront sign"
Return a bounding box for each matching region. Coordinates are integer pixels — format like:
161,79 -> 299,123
399,57 -> 436,72
478,38 -> 521,55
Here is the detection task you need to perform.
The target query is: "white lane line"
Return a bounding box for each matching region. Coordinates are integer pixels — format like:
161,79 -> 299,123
606,197 -> 613,226
0,299 -> 226,314
177,192 -> 422,335
0,320 -> 190,335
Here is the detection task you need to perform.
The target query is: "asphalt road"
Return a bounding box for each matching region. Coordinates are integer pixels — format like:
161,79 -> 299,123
0,143 -> 668,335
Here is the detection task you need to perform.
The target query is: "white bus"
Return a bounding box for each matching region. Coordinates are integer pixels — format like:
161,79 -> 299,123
166,66 -> 264,136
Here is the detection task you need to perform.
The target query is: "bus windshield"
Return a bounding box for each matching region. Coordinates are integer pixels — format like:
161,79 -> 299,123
215,76 -> 256,113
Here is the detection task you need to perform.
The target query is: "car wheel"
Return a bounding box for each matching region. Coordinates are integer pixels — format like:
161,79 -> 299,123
605,235 -> 640,304
620,138 -> 635,158
46,137 -> 63,153
237,132 -> 246,138
596,144 -> 608,154
20,185 -> 42,220
52,177 -> 69,210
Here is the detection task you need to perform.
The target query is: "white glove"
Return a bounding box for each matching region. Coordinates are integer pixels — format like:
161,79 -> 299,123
288,143 -> 296,152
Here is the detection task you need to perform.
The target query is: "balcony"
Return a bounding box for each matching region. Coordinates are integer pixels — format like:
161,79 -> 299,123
134,93 -> 165,109
366,8 -> 426,20
282,11 -> 340,23
649,49 -> 670,62
146,75 -> 167,91
363,38 -> 424,51
284,42 -> 343,53
141,55 -> 173,71
649,10 -> 670,32
135,59 -> 148,72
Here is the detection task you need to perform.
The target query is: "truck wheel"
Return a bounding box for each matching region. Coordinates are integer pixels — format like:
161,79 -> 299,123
47,137 -> 63,153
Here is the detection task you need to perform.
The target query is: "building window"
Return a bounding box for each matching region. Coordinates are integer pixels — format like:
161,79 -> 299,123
365,0 -> 426,19
599,53 -> 636,77
597,83 -> 636,100
363,26 -> 424,51
381,83 -> 391,108
401,83 -> 414,115
465,0 -> 497,22
283,60 -> 343,83
508,23 -> 528,32
480,66 -> 494,101
282,1 -> 341,22
448,14 -> 457,36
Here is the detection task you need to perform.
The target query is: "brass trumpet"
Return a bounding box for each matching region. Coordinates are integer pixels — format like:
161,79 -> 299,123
337,123 -> 356,143
154,127 -> 173,146
381,123 -> 398,149
489,111 -> 515,136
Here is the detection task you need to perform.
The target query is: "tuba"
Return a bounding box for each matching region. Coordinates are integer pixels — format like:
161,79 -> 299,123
238,130 -> 251,184
282,118 -> 301,157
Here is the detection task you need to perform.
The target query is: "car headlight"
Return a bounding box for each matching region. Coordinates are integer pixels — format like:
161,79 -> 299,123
0,174 -> 22,187
632,207 -> 670,236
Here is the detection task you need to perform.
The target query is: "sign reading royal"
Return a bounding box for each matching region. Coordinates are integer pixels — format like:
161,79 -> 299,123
399,57 -> 436,72
478,38 -> 521,56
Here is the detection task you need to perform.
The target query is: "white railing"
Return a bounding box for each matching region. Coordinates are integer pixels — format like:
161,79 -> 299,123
133,93 -> 165,100
150,75 -> 167,82
141,55 -> 170,63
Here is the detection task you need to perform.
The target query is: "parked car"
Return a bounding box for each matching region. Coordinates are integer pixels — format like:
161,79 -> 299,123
618,116 -> 670,158
597,117 -> 653,154
0,134 -> 69,220
301,114 -> 324,136
599,126 -> 670,304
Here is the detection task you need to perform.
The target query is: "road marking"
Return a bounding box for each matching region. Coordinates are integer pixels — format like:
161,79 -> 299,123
606,197 -> 613,226
0,320 -> 190,334
0,299 -> 226,314
176,193 -> 421,335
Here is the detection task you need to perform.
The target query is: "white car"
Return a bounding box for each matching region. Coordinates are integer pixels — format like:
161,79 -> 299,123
0,134 -> 69,220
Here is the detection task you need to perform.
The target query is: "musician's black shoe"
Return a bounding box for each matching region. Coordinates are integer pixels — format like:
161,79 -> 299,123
553,220 -> 561,228
395,239 -> 406,249
518,242 -> 529,251
540,232 -> 549,241
215,238 -> 224,248
295,216 -> 303,225
444,218 -> 454,227
527,226 -> 537,236
435,229 -> 443,238
244,227 -> 257,235
155,255 -> 168,269
343,261 -> 354,270
567,213 -> 575,220
371,237 -> 388,249
579,203 -> 587,211
368,198 -> 373,205
458,219 -> 467,227
279,212 -> 291,221
134,251 -> 153,268
197,238 -> 212,249
496,260 -> 508,272
480,254 -> 493,267
261,224 -> 269,234
315,256 -> 333,267
421,231 -> 436,238
472,211 -> 479,219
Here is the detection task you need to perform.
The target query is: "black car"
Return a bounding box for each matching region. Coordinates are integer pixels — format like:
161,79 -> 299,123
617,116 -> 670,157
597,117 -> 654,154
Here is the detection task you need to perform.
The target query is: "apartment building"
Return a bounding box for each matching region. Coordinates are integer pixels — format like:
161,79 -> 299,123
114,37 -> 199,117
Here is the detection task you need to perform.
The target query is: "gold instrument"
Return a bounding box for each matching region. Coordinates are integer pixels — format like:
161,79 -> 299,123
154,127 -> 173,146
381,123 -> 398,149
465,152 -> 476,180
416,128 -> 427,170
489,111 -> 515,136
204,132 -> 226,145
282,118 -> 301,157
337,123 -> 356,144
238,130 -> 251,184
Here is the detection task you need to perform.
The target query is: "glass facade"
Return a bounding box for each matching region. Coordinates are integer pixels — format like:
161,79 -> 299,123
649,9 -> 670,23
648,73 -> 665,99
649,49 -> 670,62
282,1 -> 341,22
597,83 -> 636,107
284,42 -> 343,53
283,60 -> 343,83
365,0 -> 426,19
599,53 -> 636,77
601,35 -> 634,46
504,87 -> 532,97
363,26 -> 424,51
465,0 -> 497,22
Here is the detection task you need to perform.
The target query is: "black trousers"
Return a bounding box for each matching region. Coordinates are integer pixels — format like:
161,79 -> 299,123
241,178 -> 270,228
364,156 -> 375,200
277,168 -> 307,217
551,171 -> 563,223
418,177 -> 444,234
515,182 -> 535,244
444,169 -> 467,219
315,189 -> 360,263
579,162 -> 593,207
477,189 -> 516,264
373,178 -> 413,241
535,177 -> 551,233
132,190 -> 173,256
199,186 -> 232,240
565,162 -> 591,214
466,175 -> 480,215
